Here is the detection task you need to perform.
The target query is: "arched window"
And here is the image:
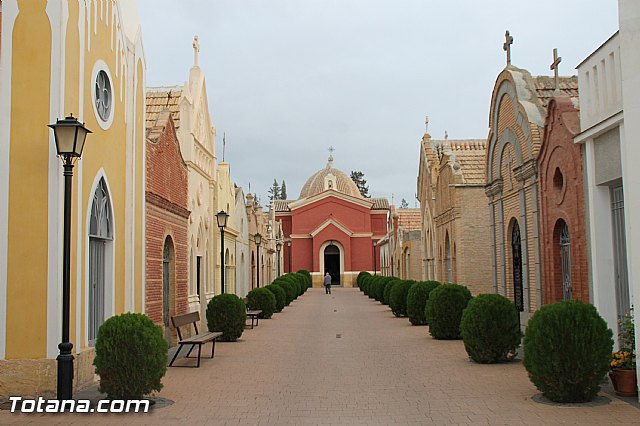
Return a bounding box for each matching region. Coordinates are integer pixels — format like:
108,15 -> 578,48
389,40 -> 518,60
88,178 -> 113,345
445,233 -> 452,283
559,220 -> 572,301
163,237 -> 175,341
511,220 -> 524,312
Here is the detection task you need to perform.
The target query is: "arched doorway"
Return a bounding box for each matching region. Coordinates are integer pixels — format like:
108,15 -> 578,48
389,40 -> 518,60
511,220 -> 524,312
162,237 -> 175,342
88,177 -> 113,345
324,244 -> 340,285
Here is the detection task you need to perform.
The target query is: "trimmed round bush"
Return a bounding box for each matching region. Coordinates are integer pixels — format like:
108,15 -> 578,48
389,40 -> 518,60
460,294 -> 521,363
377,277 -> 393,304
383,278 -> 399,306
247,287 -> 277,319
357,271 -> 371,290
389,280 -> 414,317
274,279 -> 296,305
361,274 -> 374,297
297,269 -> 312,292
280,274 -> 300,299
94,312 -> 168,399
407,281 -> 440,326
425,284 -> 472,339
523,300 -> 613,403
371,276 -> 384,302
265,284 -> 286,312
206,293 -> 246,341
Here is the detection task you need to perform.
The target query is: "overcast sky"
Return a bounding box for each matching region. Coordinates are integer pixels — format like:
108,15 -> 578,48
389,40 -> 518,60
137,0 -> 619,207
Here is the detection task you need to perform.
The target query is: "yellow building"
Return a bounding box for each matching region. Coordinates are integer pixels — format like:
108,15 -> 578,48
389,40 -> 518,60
0,1 -> 145,396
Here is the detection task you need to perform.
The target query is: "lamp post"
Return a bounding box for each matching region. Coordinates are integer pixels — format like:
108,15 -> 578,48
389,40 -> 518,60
287,240 -> 292,273
255,233 -> 262,287
48,114 -> 91,400
373,240 -> 377,276
276,240 -> 282,277
216,210 -> 229,293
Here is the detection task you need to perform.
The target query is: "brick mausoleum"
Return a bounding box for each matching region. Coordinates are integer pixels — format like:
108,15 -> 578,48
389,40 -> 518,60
275,156 -> 389,287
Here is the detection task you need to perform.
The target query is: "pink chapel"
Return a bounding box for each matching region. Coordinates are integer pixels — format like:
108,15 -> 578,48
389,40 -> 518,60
275,155 -> 389,287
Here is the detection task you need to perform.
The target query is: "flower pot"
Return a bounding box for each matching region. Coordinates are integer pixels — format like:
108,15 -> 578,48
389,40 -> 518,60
609,368 -> 638,397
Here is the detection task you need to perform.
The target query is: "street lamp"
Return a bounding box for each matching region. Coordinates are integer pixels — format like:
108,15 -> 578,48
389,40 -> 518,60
372,240 -> 377,276
255,233 -> 262,287
287,240 -> 292,273
276,239 -> 282,277
48,114 -> 91,400
216,210 -> 229,293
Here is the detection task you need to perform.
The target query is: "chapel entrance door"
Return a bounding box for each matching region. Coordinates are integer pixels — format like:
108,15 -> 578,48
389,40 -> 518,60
324,244 -> 340,285
511,221 -> 524,312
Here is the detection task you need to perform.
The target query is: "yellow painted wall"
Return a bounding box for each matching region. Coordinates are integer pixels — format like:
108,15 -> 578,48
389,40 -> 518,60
5,0 -> 50,359
135,59 -> 144,312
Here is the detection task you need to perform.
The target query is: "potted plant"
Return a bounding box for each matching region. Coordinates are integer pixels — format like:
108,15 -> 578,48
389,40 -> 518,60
609,308 -> 637,397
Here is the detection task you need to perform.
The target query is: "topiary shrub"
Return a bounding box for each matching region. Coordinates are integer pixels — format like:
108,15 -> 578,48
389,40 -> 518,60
247,287 -> 277,319
280,274 -> 300,300
460,294 -> 521,363
383,278 -> 399,306
425,284 -> 472,339
265,284 -> 286,312
389,280 -> 414,317
361,274 -> 373,296
357,271 -> 370,290
407,281 -> 441,326
523,300 -> 613,403
94,313 -> 168,400
370,276 -> 383,301
274,279 -> 296,305
206,293 -> 246,341
297,269 -> 312,292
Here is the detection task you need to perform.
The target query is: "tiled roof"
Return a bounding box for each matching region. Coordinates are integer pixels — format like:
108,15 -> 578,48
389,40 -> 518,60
431,139 -> 487,185
274,200 -> 290,212
371,198 -> 389,209
146,86 -> 183,130
397,208 -> 421,231
533,76 -> 579,109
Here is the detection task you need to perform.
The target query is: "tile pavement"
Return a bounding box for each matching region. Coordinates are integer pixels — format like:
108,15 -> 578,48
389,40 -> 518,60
1,288 -> 638,425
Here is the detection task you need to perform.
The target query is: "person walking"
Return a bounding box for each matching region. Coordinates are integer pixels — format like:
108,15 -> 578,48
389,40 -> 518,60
324,272 -> 332,294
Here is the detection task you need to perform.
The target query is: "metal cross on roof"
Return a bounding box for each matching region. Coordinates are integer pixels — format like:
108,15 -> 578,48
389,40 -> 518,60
503,30 -> 514,66
193,35 -> 200,67
550,48 -> 562,93
328,146 -> 335,162
425,115 -> 429,133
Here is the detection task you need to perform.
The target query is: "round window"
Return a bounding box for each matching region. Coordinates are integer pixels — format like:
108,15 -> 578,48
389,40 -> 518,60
95,70 -> 112,122
91,60 -> 115,129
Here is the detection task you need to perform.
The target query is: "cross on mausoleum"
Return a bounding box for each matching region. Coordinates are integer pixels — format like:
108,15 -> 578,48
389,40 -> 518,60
193,35 -> 200,67
550,48 -> 562,93
503,30 -> 514,66
425,115 -> 429,133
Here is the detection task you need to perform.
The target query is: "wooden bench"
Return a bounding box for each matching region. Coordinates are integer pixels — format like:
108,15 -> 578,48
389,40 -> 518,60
169,311 -> 223,368
243,298 -> 262,329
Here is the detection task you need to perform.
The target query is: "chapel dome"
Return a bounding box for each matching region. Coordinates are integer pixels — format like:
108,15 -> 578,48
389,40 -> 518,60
299,155 -> 362,199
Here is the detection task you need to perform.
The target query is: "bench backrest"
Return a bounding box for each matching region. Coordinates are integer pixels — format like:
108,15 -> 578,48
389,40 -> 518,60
171,311 -> 201,340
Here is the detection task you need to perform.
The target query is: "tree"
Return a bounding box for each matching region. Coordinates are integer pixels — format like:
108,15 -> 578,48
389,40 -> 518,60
350,171 -> 370,198
400,198 -> 409,208
267,179 -> 280,204
280,180 -> 287,200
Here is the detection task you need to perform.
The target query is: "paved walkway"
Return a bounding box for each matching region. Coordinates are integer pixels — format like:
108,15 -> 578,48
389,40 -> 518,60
2,288 -> 638,425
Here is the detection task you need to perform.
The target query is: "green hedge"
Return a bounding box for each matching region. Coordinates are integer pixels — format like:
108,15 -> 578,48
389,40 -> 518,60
246,287 -> 277,319
460,294 -> 521,363
407,281 -> 441,325
383,278 -> 399,306
523,301 -> 613,403
389,280 -> 414,317
297,269 -> 312,292
357,271 -> 371,290
273,278 -> 296,305
264,284 -> 286,312
94,313 -> 167,400
425,284 -> 472,339
206,293 -> 246,341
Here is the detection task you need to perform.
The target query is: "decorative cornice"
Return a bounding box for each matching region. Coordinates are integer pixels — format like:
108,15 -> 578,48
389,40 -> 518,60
484,179 -> 503,197
514,159 -> 538,182
146,191 -> 190,219
288,189 -> 375,211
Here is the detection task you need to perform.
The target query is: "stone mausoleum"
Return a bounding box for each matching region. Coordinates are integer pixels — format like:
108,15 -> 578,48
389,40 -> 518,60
275,155 -> 389,287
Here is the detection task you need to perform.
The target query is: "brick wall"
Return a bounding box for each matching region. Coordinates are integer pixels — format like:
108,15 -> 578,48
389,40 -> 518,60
538,97 -> 589,304
145,114 -> 190,345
